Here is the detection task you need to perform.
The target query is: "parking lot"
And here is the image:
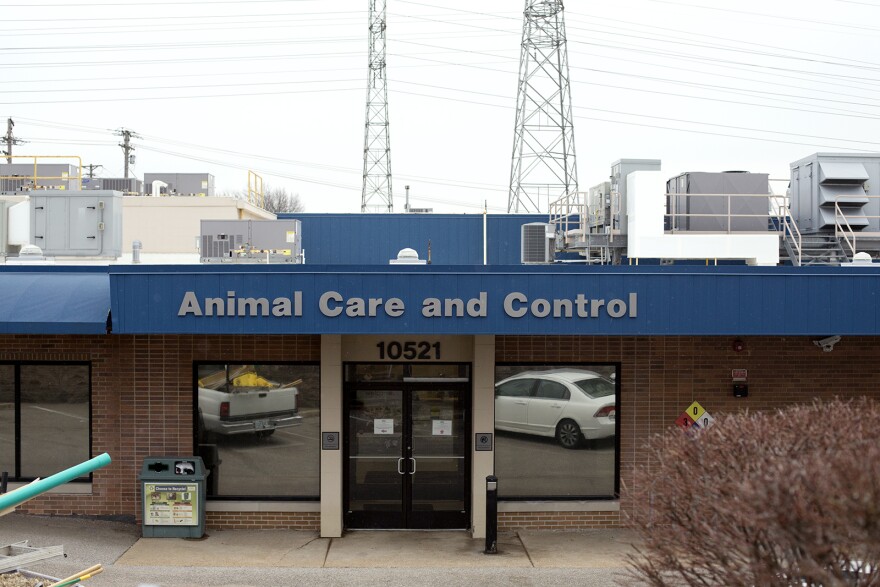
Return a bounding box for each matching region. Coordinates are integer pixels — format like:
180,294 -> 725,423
207,411 -> 614,499
207,410 -> 321,496
495,431 -> 616,497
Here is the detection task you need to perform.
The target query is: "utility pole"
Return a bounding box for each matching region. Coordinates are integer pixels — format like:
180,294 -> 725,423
84,164 -> 103,179
509,0 -> 578,213
361,0 -> 393,213
3,118 -> 25,165
114,128 -> 140,179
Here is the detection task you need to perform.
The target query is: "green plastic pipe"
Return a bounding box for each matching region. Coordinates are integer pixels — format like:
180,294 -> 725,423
0,453 -> 111,511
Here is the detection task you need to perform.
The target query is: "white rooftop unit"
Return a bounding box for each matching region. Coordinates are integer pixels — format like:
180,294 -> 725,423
29,190 -> 123,258
790,153 -> 880,233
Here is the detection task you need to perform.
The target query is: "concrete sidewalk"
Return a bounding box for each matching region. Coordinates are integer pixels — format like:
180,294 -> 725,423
1,514 -> 640,586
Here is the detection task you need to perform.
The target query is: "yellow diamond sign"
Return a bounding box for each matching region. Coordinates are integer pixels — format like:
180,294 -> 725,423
686,401 -> 705,421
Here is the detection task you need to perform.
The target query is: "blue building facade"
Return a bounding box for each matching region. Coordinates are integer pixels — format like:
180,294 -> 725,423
3,213 -> 880,538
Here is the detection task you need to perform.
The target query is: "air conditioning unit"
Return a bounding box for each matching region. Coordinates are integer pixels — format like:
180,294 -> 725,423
521,222 -> 555,264
200,219 -> 302,263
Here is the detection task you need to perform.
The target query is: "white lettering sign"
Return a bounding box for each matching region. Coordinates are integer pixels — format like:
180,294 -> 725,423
178,291 -> 638,320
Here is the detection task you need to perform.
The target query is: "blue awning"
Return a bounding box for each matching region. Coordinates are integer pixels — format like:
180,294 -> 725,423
0,270 -> 110,334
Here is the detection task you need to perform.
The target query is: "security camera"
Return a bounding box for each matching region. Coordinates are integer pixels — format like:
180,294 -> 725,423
813,335 -> 841,352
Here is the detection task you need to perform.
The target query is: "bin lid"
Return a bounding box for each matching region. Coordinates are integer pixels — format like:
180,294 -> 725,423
139,456 -> 206,480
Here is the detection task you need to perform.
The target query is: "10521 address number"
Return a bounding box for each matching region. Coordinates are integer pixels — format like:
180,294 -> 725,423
376,341 -> 441,360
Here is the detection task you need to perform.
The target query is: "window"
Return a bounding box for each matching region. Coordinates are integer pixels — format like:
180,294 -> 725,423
494,364 -> 619,499
534,380 -> 569,401
495,379 -> 533,398
195,363 -> 320,499
0,363 -> 91,481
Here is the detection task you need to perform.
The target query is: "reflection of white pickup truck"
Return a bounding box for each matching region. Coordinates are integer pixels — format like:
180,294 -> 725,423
198,366 -> 302,439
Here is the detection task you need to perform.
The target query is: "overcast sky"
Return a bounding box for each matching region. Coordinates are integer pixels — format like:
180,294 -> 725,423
2,0 -> 880,214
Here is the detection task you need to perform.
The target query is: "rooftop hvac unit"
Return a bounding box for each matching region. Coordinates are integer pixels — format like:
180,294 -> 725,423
521,222 -> 555,264
200,219 -> 302,263
790,154 -> 879,233
665,171 -> 770,232
29,190 -> 123,257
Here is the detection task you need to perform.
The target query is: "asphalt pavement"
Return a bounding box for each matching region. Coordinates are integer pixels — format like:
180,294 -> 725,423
0,513 -> 641,587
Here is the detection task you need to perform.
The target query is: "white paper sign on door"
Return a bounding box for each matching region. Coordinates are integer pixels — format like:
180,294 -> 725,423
374,418 -> 394,434
432,420 -> 452,436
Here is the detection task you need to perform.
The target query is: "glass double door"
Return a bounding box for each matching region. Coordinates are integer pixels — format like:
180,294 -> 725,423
344,383 -> 470,529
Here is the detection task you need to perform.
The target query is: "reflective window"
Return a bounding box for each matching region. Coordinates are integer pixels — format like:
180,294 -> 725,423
0,363 -> 91,481
535,380 -> 569,400
496,379 -> 533,398
495,364 -> 618,499
196,363 -> 320,498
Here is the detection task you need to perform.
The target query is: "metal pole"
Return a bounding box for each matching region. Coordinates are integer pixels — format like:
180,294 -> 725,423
4,119 -> 13,164
1,471 -> 7,494
485,475 -> 498,554
123,130 -> 131,179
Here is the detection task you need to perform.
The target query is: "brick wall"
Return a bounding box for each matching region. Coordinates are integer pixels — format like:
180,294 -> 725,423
499,511 -> 620,530
206,511 -> 320,530
496,335 -> 880,528
3,334 -> 319,523
5,334 -> 879,530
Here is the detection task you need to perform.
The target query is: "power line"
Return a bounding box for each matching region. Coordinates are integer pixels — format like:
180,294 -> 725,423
390,79 -> 880,148
0,45 -> 501,69
0,0 -> 319,5
0,58 -> 511,86
0,86 -> 362,105
0,77 -> 365,95
0,11 -> 497,37
135,144 -> 504,211
567,12 -> 880,70
392,88 -> 877,153
635,0 -> 880,34
392,41 -> 880,121
20,118 -> 511,195
0,9 -> 366,23
0,28 -> 510,54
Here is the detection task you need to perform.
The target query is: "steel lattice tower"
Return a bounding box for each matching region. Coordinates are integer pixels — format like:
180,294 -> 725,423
509,0 -> 578,213
361,0 -> 393,213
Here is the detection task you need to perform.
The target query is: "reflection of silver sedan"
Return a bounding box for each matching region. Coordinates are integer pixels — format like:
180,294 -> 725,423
495,369 -> 616,449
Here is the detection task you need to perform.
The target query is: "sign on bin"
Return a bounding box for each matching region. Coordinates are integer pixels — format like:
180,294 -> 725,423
144,483 -> 199,526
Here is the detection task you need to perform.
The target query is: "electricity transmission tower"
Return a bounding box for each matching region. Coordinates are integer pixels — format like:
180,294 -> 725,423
361,0 -> 393,213
114,128 -> 140,179
509,0 -> 578,213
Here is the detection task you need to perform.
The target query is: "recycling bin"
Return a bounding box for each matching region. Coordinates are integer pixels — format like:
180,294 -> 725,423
140,456 -> 207,538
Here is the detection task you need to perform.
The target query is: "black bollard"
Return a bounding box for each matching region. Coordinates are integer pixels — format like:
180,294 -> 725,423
1,471 -> 7,495
485,475 -> 498,554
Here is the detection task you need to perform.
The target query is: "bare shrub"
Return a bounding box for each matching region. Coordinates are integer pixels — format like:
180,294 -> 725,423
625,398 -> 880,587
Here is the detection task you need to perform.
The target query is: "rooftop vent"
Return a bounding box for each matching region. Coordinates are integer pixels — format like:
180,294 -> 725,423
389,248 -> 427,265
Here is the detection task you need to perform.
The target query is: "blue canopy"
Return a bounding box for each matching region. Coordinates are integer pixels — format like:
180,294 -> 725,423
0,269 -> 110,334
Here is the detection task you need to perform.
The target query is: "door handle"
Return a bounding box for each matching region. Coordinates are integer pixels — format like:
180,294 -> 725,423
409,457 -> 416,475
515,400 -> 528,405
397,458 -> 404,475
